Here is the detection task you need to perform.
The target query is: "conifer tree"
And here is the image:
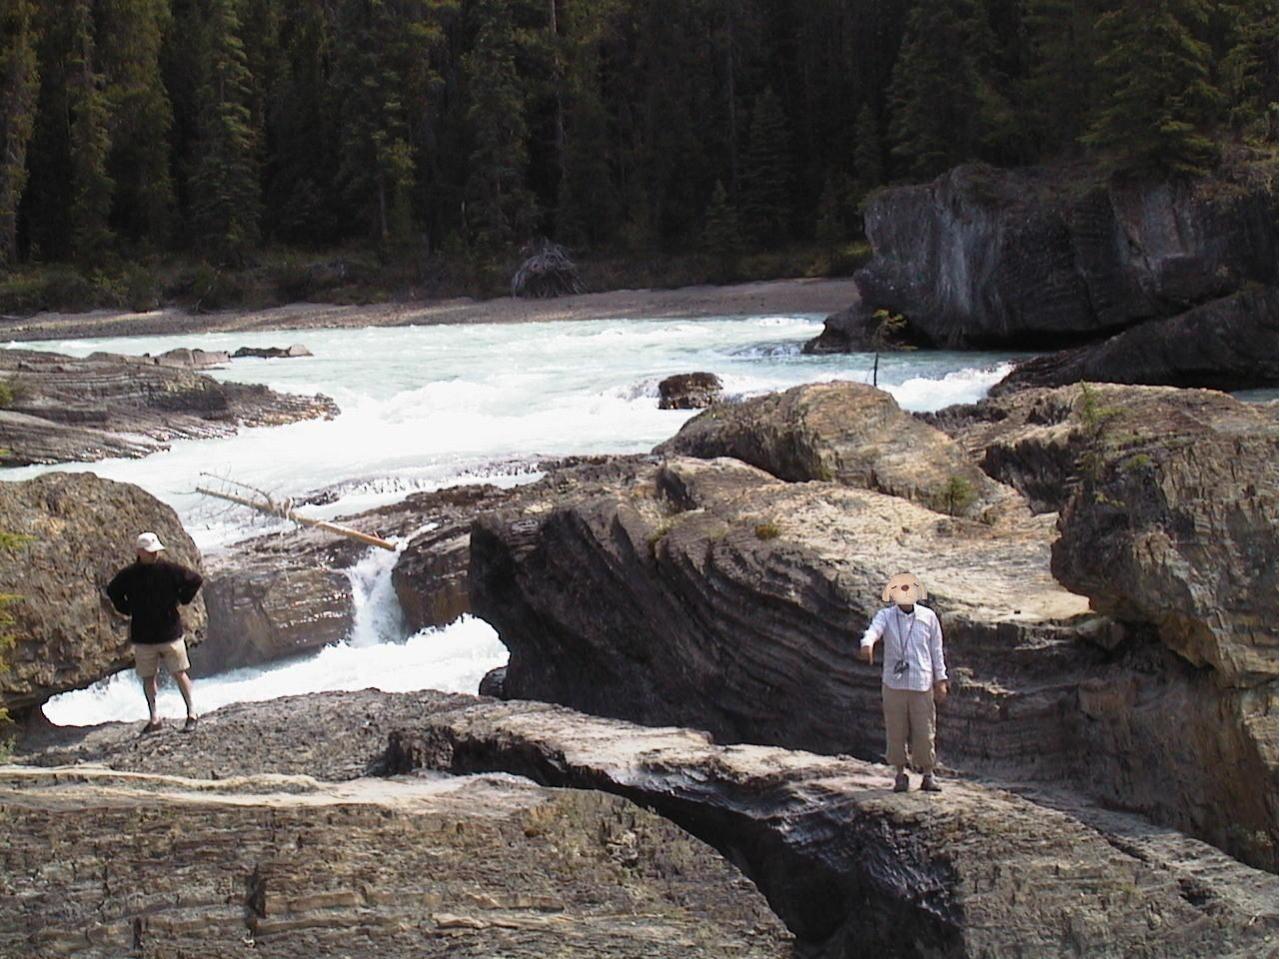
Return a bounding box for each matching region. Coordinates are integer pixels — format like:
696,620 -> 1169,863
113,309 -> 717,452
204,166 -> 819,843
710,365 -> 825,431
887,0 -> 979,181
852,102 -> 883,200
99,0 -> 175,245
1023,0 -> 1099,153
739,87 -> 791,247
189,0 -> 261,264
814,174 -> 844,250
1219,0 -> 1278,139
703,179 -> 742,260
66,0 -> 114,261
0,0 -> 40,267
462,0 -> 536,254
1084,0 -> 1222,175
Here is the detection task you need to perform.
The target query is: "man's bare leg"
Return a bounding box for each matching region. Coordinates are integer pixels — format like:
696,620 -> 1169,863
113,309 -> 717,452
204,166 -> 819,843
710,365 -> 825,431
142,674 -> 159,723
173,670 -> 196,720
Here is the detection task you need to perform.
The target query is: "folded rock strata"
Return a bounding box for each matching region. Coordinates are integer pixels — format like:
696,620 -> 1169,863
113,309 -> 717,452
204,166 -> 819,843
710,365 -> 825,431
469,444 -> 1276,868
387,696 -> 1279,958
0,348 -> 337,466
4,691 -> 788,959
0,473 -> 205,717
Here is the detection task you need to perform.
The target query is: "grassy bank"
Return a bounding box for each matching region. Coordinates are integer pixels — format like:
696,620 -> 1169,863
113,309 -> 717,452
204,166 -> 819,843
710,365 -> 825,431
0,243 -> 870,318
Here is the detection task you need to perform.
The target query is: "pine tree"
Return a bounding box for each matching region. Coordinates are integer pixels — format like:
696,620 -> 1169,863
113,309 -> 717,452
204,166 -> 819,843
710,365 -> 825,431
189,0 -> 261,264
1084,0 -> 1222,176
66,0 -> 114,261
462,0 -> 537,254
0,0 -> 40,267
1023,0 -> 1099,153
814,174 -> 844,250
887,0 -> 980,181
99,0 -> 175,246
703,179 -> 742,259
739,87 -> 791,247
852,102 -> 883,199
1219,0 -> 1278,139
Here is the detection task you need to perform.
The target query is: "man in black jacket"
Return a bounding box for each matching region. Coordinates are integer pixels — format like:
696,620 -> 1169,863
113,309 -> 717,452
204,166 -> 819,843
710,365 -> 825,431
106,532 -> 204,733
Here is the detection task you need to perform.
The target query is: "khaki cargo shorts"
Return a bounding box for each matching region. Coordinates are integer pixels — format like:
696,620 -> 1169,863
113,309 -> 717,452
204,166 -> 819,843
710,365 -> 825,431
133,638 -> 190,679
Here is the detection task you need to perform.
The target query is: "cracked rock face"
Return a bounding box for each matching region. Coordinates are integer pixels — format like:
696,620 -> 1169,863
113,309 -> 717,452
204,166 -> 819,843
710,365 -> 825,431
0,472 -> 206,716
3,691 -> 789,959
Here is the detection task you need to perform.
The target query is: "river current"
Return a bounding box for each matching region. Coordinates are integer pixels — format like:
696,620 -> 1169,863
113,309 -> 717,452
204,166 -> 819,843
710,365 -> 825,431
8,314 -> 1025,725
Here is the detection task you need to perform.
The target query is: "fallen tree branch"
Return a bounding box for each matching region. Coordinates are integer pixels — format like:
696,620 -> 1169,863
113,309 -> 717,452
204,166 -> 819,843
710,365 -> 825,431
195,482 -> 396,551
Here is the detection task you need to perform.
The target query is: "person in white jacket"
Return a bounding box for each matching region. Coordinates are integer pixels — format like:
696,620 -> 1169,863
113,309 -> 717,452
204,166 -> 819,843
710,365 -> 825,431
860,572 -> 949,793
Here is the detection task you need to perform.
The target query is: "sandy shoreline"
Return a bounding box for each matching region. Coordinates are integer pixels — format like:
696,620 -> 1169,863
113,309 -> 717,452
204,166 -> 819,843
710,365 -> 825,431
0,277 -> 857,342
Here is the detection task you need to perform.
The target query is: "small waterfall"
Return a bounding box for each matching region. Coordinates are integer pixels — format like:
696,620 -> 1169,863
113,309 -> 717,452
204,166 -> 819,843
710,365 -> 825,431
344,523 -> 436,648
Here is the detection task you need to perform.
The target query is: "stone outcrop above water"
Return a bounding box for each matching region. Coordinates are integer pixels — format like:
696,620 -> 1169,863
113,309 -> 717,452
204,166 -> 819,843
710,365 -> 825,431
0,473 -> 206,716
657,372 -> 723,409
0,348 -> 337,466
388,696 -> 1279,959
656,381 -> 1016,519
804,162 -> 1277,357
5,690 -> 788,959
990,286 -> 1278,394
470,385 -> 1279,868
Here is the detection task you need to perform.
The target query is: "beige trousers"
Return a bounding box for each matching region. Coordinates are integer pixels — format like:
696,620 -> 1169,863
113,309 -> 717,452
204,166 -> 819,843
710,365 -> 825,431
881,685 -> 936,773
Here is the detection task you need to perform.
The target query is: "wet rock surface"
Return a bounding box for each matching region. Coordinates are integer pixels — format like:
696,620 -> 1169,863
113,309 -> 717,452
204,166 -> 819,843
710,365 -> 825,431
4,691 -> 789,959
0,473 -> 206,717
805,162 -> 1276,357
387,696 -> 1279,959
0,348 -> 337,466
657,372 -> 724,410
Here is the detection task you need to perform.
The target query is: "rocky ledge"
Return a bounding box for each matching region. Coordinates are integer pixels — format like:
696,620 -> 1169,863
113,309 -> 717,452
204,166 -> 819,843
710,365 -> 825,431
3,691 -> 789,959
464,383 -> 1277,869
9,691 -> 1275,959
0,348 -> 337,466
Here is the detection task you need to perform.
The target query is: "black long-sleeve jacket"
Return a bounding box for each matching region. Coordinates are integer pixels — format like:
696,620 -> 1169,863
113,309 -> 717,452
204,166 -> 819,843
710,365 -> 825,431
106,559 -> 203,645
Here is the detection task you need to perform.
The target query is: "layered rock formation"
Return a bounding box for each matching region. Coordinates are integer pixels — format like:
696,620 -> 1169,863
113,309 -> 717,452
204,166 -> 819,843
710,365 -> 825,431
388,696 -> 1278,959
470,384 -> 1278,868
0,348 -> 337,466
990,286 -> 1278,394
656,381 -> 1016,519
4,691 -> 789,959
0,473 -> 205,716
803,162 -> 1277,392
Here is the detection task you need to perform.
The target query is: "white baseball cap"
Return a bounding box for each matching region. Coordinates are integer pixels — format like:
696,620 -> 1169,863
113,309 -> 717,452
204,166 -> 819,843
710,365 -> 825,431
136,532 -> 166,553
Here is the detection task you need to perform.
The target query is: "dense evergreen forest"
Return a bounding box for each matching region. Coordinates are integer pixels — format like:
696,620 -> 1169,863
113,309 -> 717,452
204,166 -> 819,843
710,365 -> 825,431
0,0 -> 1274,302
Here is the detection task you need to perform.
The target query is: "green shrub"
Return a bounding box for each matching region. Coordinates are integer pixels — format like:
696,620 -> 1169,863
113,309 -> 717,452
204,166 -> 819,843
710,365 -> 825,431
121,264 -> 161,312
189,263 -> 248,311
754,521 -> 781,540
940,475 -> 978,516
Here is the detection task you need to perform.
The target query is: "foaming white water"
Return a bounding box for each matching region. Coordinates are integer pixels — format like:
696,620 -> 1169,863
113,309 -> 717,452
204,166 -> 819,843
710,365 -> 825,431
42,615 -> 507,725
13,313 -> 1029,726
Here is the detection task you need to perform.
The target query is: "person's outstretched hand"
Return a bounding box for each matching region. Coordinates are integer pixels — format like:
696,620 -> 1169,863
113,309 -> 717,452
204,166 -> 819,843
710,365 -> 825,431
933,679 -> 949,703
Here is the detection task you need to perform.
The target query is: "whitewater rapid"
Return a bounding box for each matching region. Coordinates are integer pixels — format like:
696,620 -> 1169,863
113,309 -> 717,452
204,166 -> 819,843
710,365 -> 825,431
12,314 -> 1025,725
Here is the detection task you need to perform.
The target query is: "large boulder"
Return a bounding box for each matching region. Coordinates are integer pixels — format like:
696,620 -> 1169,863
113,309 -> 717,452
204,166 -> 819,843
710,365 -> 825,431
804,161 -> 1276,353
389,696 -> 1278,958
656,381 -> 1016,520
0,473 -> 206,716
990,286 -> 1279,394
657,372 -> 723,410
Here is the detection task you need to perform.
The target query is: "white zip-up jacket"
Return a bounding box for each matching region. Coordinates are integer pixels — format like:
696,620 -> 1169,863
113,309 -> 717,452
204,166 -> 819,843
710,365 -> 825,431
859,604 -> 947,692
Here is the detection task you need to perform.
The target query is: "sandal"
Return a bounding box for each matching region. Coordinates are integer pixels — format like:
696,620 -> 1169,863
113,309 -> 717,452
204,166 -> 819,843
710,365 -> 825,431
140,719 -> 163,735
182,716 -> 199,733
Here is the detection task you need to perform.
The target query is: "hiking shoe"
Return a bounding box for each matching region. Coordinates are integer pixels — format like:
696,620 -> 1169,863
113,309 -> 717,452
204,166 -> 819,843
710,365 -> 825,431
893,772 -> 909,793
140,720 -> 162,736
921,774 -> 941,793
182,716 -> 199,733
